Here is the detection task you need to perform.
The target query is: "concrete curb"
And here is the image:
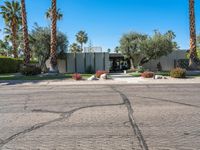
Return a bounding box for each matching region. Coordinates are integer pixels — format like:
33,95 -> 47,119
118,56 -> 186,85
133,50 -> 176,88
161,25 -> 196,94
1,78 -> 200,86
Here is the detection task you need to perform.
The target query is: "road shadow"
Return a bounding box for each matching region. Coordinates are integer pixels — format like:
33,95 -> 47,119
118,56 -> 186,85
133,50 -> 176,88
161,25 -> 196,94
0,78 -> 69,86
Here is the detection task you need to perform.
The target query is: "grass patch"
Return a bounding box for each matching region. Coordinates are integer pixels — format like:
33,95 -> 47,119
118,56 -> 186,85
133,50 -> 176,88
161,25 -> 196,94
0,73 -> 93,81
187,74 -> 200,77
155,71 -> 170,76
80,74 -> 93,79
130,72 -> 142,77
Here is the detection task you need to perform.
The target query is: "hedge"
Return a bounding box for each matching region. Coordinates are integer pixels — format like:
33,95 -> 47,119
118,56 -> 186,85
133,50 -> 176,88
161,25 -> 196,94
0,56 -> 37,74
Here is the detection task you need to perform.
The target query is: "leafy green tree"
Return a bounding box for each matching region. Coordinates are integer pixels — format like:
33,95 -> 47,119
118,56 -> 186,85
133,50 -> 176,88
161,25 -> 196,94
139,30 -> 178,65
0,39 -> 12,56
0,0 -> 22,58
76,31 -> 88,51
29,24 -> 68,72
69,43 -> 82,53
119,31 -> 177,68
119,32 -> 147,68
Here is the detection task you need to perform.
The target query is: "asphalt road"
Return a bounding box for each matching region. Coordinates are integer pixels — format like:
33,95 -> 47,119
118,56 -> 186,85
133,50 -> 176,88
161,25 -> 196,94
0,84 -> 199,150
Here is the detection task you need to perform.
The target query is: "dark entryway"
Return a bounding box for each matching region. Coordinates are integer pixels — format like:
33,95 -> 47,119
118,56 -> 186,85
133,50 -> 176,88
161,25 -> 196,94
109,53 -> 130,72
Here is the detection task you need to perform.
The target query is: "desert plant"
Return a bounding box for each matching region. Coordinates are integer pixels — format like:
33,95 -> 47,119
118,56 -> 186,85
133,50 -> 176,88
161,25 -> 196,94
141,71 -> 154,78
72,73 -> 82,80
170,68 -> 186,78
96,70 -> 108,78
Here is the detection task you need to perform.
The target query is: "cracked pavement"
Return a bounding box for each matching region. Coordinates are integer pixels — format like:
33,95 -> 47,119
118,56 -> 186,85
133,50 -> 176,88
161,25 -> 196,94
0,84 -> 200,150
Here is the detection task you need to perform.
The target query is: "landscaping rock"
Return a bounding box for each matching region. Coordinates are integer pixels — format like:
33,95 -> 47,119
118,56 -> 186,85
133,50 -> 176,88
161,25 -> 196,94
100,73 -> 108,80
154,75 -> 163,79
154,75 -> 167,79
88,75 -> 98,81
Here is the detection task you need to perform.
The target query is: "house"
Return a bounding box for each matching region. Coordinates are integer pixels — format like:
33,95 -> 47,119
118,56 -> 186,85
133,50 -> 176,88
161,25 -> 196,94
46,50 -> 187,73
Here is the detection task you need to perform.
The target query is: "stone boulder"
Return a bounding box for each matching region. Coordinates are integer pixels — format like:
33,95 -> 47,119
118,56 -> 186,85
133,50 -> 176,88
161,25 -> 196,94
100,73 -> 108,80
88,75 -> 98,81
154,75 -> 167,80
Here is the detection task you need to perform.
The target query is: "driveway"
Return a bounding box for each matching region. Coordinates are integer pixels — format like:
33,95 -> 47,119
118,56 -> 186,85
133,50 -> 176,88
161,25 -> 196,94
0,84 -> 199,150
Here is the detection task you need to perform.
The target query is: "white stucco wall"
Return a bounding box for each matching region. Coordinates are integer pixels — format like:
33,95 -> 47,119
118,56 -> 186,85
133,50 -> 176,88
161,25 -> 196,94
142,50 -> 187,71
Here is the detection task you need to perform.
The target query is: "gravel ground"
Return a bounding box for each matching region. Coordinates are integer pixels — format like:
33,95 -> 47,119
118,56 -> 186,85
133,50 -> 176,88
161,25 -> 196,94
0,84 -> 199,150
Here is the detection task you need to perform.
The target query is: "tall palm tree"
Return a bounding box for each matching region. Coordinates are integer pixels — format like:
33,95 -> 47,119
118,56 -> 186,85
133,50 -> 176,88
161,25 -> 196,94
69,43 -> 81,72
0,0 -> 22,58
189,0 -> 200,69
70,43 -> 82,53
21,0 -> 30,65
76,31 -> 88,52
50,0 -> 58,72
45,8 -> 63,21
4,26 -> 22,51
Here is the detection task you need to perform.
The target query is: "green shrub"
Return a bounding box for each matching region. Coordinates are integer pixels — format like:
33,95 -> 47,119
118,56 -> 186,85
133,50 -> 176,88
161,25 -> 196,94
155,71 -> 170,76
0,56 -> 23,74
20,65 -> 41,76
137,66 -> 145,73
131,72 -> 141,77
126,68 -> 137,73
170,68 -> 186,78
0,56 -> 38,74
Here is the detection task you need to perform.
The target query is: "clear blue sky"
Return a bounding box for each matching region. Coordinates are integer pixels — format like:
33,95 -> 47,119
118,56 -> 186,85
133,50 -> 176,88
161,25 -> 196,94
0,0 -> 200,51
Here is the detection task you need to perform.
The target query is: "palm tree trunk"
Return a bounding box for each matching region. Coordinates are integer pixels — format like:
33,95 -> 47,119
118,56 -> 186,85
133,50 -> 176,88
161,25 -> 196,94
11,24 -> 18,58
189,0 -> 200,69
21,0 -> 30,65
50,0 -> 58,72
81,43 -> 83,52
